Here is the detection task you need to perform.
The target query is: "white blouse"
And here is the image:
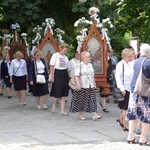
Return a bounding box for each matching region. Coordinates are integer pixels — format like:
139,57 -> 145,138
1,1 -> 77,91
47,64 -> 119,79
75,61 -> 95,88
36,61 -> 45,74
9,59 -> 27,76
68,58 -> 80,77
115,59 -> 134,92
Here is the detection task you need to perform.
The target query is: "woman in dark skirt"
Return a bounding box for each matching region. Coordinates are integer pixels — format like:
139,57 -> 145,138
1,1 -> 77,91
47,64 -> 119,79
50,43 -> 69,115
115,48 -> 134,131
10,51 -> 28,105
1,54 -> 12,98
29,49 -> 49,110
70,51 -> 102,121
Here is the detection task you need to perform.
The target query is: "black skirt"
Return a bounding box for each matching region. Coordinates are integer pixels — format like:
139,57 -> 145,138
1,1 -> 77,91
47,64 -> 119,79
4,76 -> 12,87
50,69 -> 69,98
32,81 -> 49,96
13,75 -> 27,91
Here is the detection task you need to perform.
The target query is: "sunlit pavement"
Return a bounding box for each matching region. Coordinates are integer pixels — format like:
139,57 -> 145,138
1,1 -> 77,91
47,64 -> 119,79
0,86 -> 149,150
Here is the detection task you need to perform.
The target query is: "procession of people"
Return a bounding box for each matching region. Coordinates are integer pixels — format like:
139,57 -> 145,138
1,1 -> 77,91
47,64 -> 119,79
0,43 -> 150,147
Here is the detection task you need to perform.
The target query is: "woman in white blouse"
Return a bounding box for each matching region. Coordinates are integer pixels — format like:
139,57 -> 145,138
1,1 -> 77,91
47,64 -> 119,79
10,51 -> 28,105
70,51 -> 102,121
115,48 -> 134,131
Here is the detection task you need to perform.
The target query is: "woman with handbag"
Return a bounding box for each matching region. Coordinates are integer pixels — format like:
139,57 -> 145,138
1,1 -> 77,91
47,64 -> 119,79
29,50 -> 49,110
49,43 -> 70,115
10,51 -> 28,105
115,48 -> 134,131
70,51 -> 102,121
126,43 -> 150,146
1,54 -> 12,98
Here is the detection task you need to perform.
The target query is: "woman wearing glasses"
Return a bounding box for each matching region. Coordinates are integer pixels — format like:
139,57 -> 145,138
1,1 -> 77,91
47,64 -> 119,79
29,50 -> 49,110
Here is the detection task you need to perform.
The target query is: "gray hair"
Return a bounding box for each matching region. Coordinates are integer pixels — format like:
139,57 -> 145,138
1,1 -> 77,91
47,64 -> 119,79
140,43 -> 150,57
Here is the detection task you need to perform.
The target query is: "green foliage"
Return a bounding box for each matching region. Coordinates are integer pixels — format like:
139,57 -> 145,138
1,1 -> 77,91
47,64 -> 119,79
0,0 -> 149,57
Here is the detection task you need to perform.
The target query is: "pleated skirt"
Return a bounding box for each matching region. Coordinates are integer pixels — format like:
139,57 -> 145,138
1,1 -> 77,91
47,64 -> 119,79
70,88 -> 97,113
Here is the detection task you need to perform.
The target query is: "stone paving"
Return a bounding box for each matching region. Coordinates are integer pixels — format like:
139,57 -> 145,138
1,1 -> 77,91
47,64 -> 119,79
0,86 -> 149,150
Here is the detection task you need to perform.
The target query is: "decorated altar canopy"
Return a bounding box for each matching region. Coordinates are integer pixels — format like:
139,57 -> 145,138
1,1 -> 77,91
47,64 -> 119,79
0,23 -> 29,60
74,6 -> 114,95
32,18 -> 65,60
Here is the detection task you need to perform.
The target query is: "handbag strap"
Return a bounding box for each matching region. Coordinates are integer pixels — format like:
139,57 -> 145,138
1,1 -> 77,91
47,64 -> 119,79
13,61 -> 21,75
34,60 -> 37,76
141,57 -> 148,70
122,62 -> 124,85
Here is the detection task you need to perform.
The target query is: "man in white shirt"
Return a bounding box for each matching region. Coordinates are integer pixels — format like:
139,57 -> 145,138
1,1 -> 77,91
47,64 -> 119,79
68,51 -> 80,93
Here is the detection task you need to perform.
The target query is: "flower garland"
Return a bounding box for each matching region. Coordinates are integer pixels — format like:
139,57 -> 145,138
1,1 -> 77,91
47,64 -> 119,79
10,23 -> 20,42
55,28 -> 65,44
42,18 -> 55,35
32,25 -> 42,45
74,7 -> 114,48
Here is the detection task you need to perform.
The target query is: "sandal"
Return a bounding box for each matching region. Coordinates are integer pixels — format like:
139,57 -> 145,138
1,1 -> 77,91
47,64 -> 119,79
127,139 -> 138,144
139,141 -> 150,146
103,109 -> 108,113
123,127 -> 129,131
100,102 -> 108,113
116,119 -> 124,128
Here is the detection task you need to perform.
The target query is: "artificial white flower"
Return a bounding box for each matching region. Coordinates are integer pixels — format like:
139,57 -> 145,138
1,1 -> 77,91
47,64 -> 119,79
21,33 -> 27,37
110,24 -> 113,28
89,7 -> 100,15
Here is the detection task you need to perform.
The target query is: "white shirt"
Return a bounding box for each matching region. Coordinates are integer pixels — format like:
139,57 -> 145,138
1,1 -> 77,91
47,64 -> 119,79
36,61 -> 45,74
75,62 -> 95,88
115,59 -> 134,92
50,52 -> 69,70
68,58 -> 80,77
9,59 -> 27,76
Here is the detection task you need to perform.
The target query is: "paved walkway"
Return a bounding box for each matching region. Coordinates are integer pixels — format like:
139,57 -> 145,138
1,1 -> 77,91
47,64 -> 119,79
0,86 -> 149,150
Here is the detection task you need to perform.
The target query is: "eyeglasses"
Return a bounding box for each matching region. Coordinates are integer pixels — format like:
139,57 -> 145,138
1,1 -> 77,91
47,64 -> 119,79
36,54 -> 41,57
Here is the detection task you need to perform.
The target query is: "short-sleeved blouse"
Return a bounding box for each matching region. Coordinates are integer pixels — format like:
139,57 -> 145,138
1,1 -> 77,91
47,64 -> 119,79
75,61 -> 95,88
49,52 -> 69,70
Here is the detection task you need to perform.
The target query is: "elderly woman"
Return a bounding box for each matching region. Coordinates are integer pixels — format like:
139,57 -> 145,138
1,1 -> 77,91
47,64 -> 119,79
127,43 -> 150,146
1,54 -> 12,98
115,48 -> 134,131
49,43 -> 70,115
29,50 -> 49,110
70,51 -> 102,121
10,51 -> 28,105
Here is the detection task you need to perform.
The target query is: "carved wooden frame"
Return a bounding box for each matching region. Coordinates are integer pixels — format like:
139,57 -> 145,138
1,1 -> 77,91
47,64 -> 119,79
82,24 -> 112,95
38,29 -> 59,53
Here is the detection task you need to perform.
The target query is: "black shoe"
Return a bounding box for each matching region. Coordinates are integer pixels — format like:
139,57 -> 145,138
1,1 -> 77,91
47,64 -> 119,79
139,141 -> 150,146
103,109 -> 108,113
0,93 -> 3,96
127,139 -> 138,144
123,127 -> 129,131
116,119 -> 124,128
8,96 -> 12,99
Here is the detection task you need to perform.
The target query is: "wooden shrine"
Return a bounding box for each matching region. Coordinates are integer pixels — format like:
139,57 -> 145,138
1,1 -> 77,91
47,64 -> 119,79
82,24 -> 112,95
9,42 -> 27,60
38,28 -> 59,60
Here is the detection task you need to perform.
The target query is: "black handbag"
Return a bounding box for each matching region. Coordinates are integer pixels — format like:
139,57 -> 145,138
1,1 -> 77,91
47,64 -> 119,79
113,88 -> 124,101
113,62 -> 124,101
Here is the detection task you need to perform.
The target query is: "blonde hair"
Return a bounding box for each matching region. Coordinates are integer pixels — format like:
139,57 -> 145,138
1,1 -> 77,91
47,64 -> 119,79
59,43 -> 69,50
81,51 -> 90,60
33,49 -> 41,56
121,48 -> 133,59
14,51 -> 23,58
